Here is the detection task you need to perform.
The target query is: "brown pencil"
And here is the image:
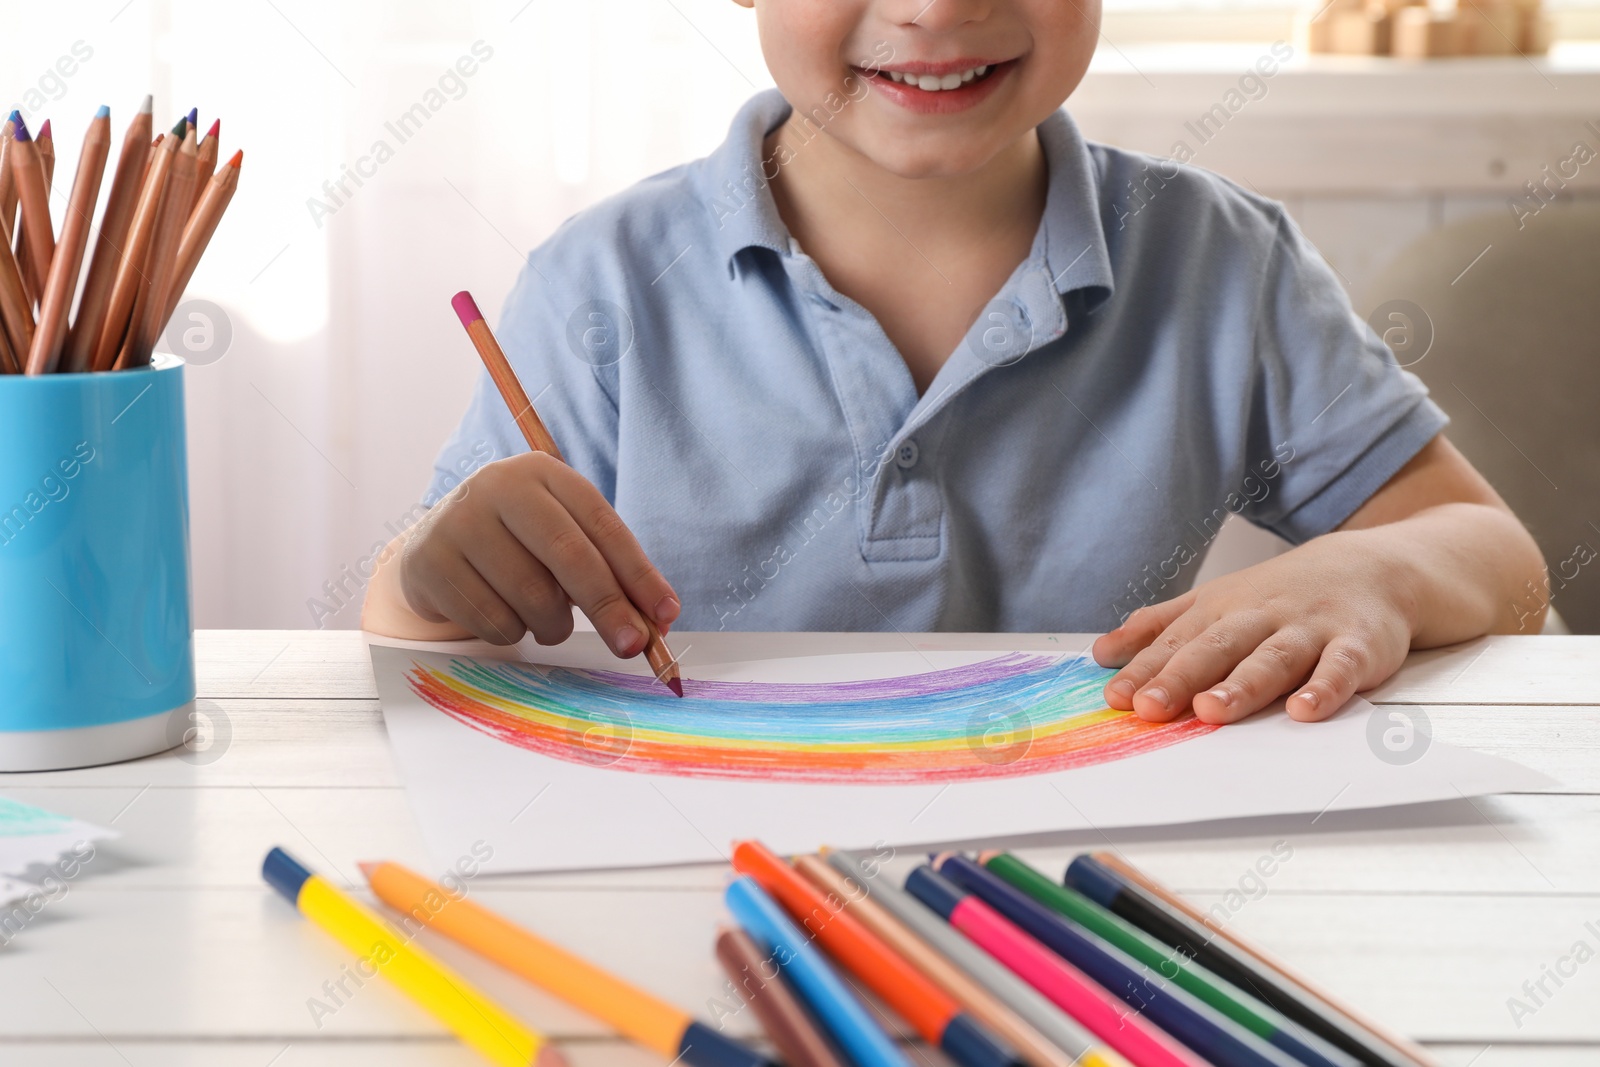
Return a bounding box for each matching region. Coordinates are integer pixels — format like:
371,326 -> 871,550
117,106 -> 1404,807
8,117 -> 54,309
63,95 -> 152,374
26,108 -> 110,375
162,149 -> 241,326
90,124 -> 178,372
716,927 -> 843,1067
0,325 -> 17,374
190,118 -> 218,218
449,289 -> 684,696
19,118 -> 56,302
119,123 -> 197,368
0,221 -> 31,363
0,116 -> 14,247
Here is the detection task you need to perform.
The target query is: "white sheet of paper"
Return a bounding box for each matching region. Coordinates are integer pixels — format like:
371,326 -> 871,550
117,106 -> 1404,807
0,795 -> 116,882
370,639 -> 1552,874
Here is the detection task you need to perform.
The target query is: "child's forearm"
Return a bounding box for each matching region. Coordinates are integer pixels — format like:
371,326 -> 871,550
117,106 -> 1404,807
1361,501 -> 1549,643
360,532 -> 475,640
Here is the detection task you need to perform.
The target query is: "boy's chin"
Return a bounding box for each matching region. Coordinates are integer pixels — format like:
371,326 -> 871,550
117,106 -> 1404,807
845,135 -> 1019,181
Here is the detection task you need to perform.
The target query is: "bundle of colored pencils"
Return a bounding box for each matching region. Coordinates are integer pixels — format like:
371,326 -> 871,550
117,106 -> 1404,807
0,96 -> 242,376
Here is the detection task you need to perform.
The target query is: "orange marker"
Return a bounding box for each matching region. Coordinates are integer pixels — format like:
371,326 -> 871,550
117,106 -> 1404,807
729,841 -> 1023,1067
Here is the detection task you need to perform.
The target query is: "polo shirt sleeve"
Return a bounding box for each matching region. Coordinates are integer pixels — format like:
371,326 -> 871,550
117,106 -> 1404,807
1237,208 -> 1448,544
425,258 -> 621,507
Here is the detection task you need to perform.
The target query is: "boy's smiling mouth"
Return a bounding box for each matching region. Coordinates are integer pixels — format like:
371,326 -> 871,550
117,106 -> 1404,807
856,57 -> 1016,115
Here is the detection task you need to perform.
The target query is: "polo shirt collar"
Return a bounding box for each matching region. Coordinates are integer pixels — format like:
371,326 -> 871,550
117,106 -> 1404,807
701,89 -> 1116,310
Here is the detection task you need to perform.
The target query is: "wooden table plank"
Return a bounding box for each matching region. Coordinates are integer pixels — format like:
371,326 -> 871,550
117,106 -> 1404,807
2,887 -> 1596,1043
3,786 -> 1597,897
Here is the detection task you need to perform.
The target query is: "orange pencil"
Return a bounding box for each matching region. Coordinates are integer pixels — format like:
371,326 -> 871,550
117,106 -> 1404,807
360,860 -> 771,1067
8,117 -> 54,308
119,121 -> 197,367
730,841 -> 1024,1067
26,108 -> 110,375
91,123 -> 178,372
793,855 -> 1080,1067
450,289 -> 684,696
162,150 -> 241,326
64,94 -> 152,374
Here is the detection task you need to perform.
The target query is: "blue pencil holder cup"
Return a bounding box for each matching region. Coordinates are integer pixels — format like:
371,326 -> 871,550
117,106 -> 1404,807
0,355 -> 195,770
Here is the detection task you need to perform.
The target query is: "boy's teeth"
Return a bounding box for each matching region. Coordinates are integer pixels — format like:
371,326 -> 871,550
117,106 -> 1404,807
886,64 -> 991,90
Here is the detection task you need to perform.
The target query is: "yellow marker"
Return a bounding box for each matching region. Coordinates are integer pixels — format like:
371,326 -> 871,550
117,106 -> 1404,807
263,847 -> 565,1067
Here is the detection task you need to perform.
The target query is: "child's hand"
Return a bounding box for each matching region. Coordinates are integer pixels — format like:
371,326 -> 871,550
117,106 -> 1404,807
398,453 -> 680,654
1091,531 -> 1415,724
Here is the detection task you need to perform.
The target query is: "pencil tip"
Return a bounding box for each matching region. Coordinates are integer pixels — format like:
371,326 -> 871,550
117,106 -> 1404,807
138,93 -> 152,114
227,148 -> 243,167
356,861 -> 377,879
95,105 -> 110,119
170,116 -> 186,137
38,119 -> 51,139
666,676 -> 684,698
451,291 -> 482,329
206,117 -> 219,139
187,106 -> 197,126
13,117 -> 29,142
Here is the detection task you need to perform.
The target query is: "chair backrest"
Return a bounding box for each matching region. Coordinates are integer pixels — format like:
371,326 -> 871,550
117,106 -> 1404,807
1357,198 -> 1600,633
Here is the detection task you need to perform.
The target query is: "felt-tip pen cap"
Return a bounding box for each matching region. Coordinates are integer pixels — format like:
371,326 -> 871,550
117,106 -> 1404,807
904,864 -> 966,920
262,846 -> 313,905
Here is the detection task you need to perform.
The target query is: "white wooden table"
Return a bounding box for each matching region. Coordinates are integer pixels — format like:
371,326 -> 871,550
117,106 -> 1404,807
2,631 -> 1597,1067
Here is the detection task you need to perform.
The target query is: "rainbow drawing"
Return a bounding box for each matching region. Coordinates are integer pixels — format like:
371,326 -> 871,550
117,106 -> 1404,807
406,653 -> 1215,784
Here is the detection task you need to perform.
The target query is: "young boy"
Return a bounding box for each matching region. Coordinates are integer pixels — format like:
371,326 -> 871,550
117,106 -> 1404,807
364,0 -> 1545,726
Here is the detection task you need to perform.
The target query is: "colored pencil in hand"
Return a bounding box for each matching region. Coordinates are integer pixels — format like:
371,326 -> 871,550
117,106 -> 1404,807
716,926 -> 845,1067
25,107 -> 110,375
731,840 -> 1024,1067
450,289 -> 684,695
794,854 -> 1085,1067
904,865 -> 1207,1067
8,117 -> 54,308
263,849 -> 565,1067
360,860 -> 772,1067
726,876 -> 910,1067
63,95 -> 152,374
1073,853 -> 1438,1067
91,124 -> 177,372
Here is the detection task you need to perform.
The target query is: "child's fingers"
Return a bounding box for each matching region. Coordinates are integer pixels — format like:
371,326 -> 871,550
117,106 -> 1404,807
462,522 -> 574,646
1286,638 -> 1375,721
424,554 -> 527,645
1193,627 -> 1322,724
508,499 -> 650,657
542,465 -> 681,629
1101,609 -> 1212,719
1133,613 -> 1278,723
1092,593 -> 1195,669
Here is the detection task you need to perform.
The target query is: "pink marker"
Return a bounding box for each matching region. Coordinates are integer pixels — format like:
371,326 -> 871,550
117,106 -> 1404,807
905,865 -> 1206,1067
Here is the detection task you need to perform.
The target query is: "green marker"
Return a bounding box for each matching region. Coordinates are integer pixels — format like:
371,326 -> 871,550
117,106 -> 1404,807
980,852 -> 1361,1067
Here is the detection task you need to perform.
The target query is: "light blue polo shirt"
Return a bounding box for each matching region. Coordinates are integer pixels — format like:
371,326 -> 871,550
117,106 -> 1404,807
428,90 -> 1447,634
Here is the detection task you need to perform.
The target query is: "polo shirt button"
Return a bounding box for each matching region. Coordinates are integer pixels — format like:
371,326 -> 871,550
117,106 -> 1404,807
895,440 -> 920,470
